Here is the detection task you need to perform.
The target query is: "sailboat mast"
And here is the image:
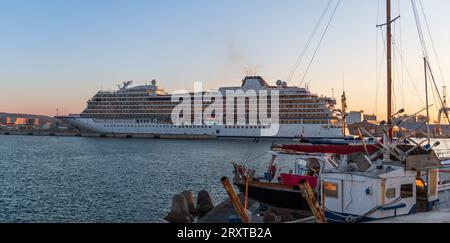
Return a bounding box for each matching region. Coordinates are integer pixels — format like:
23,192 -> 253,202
424,58 -> 431,144
341,91 -> 347,136
386,0 -> 393,140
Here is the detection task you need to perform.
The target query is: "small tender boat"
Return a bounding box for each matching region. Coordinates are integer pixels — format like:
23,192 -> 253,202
295,136 -> 378,146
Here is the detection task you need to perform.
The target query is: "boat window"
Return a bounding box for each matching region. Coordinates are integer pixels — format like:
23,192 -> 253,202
324,182 -> 338,198
386,188 -> 396,199
401,184 -> 414,199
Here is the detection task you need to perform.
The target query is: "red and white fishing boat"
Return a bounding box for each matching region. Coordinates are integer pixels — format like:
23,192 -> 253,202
232,149 -> 340,211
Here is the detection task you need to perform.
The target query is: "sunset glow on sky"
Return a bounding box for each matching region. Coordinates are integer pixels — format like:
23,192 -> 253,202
1,0 -> 450,121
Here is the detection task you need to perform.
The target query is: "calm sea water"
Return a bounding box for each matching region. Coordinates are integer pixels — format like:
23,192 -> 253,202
2,136 -> 449,223
0,136 -> 278,223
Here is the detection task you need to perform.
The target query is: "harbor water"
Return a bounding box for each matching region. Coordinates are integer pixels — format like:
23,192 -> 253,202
0,136 -> 277,223
1,136 -> 449,223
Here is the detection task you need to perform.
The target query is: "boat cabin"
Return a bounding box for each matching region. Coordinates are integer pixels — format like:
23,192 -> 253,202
321,153 -> 442,223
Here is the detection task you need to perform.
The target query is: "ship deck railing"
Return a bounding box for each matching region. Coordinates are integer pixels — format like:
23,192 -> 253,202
435,149 -> 450,163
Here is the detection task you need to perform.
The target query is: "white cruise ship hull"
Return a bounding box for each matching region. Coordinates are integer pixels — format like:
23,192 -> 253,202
60,117 -> 343,139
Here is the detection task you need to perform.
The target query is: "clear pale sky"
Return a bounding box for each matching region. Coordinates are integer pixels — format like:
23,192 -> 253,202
1,0 -> 450,121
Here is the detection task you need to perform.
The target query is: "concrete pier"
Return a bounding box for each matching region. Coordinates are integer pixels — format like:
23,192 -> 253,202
197,194 -> 258,223
0,130 -> 217,140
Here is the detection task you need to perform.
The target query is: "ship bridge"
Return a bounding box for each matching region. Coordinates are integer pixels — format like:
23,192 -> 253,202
117,80 -> 167,96
219,76 -> 310,94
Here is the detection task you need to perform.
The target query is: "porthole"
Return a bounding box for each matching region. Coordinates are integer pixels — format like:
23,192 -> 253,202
386,188 -> 396,199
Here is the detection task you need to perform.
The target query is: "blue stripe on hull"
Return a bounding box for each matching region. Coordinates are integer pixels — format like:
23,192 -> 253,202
325,205 -> 417,223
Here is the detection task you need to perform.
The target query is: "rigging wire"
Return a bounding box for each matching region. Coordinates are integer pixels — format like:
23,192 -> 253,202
429,71 -> 439,123
392,40 -> 425,106
418,0 -> 450,124
245,151 -> 270,166
392,22 -> 399,112
373,0 -> 382,116
427,61 -> 450,124
378,24 -> 392,118
374,29 -> 387,116
377,26 -> 390,118
411,0 -> 429,58
392,72 -> 397,114
411,0 -> 450,124
418,0 -> 447,87
287,0 -> 334,83
397,0 -> 406,109
393,30 -> 406,111
299,0 -> 341,87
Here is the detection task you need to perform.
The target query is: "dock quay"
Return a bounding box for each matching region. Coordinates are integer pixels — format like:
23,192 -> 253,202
0,130 -> 81,137
197,194 -> 260,223
0,129 -> 217,139
198,194 -> 450,224
197,193 -> 314,223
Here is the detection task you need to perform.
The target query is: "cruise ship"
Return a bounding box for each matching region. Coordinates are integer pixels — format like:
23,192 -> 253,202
58,76 -> 344,139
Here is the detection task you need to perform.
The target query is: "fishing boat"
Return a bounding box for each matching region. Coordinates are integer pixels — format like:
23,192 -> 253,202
232,150 -> 339,210
225,0 -> 450,223
319,0 -> 450,223
231,136 -> 384,211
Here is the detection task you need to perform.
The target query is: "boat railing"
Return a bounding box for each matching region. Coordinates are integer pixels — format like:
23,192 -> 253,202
434,149 -> 450,161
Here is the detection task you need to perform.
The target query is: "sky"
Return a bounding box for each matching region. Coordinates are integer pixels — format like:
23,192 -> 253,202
1,0 -> 450,121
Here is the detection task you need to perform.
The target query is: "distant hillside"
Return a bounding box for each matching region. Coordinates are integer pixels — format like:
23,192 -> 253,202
0,112 -> 56,124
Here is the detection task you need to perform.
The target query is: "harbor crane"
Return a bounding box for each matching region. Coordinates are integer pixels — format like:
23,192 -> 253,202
437,86 -> 450,136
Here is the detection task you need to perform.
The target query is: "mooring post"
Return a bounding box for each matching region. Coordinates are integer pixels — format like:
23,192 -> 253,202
298,179 -> 327,223
221,177 -> 250,223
